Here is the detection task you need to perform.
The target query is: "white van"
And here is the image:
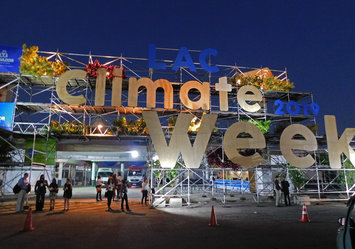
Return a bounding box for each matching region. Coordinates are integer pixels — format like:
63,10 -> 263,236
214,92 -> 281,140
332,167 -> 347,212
127,166 -> 144,188
97,168 -> 113,184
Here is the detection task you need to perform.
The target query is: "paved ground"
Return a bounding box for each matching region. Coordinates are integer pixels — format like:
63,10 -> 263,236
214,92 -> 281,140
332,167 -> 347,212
0,188 -> 349,249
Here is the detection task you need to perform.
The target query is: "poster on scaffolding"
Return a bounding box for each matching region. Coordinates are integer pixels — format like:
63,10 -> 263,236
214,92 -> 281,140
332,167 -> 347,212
25,138 -> 56,165
0,45 -> 22,73
0,102 -> 15,131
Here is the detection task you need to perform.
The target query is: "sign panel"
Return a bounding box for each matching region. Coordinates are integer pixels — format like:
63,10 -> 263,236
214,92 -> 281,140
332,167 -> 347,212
0,45 -> 22,73
0,102 -> 15,131
25,139 -> 56,165
214,180 -> 250,191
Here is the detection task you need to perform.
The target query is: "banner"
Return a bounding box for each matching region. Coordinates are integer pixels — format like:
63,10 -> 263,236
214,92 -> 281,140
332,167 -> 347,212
25,139 -> 56,165
214,179 -> 250,191
0,45 -> 22,73
0,102 -> 15,131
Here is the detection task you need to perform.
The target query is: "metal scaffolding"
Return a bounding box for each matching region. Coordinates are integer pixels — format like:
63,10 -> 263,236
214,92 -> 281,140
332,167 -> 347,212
0,48 -> 353,204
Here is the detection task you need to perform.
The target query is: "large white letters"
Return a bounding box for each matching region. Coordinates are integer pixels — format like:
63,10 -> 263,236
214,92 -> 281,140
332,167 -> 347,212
325,115 -> 355,169
223,121 -> 266,168
56,70 -> 87,105
142,111 -> 217,169
280,124 -> 317,168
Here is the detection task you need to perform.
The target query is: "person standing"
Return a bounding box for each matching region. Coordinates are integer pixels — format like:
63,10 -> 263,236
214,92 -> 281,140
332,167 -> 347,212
106,177 -> 115,211
96,175 -> 103,201
121,179 -> 131,212
141,178 -> 149,206
35,174 -> 48,211
48,178 -> 59,211
112,173 -> 117,201
116,172 -> 122,200
281,177 -> 291,206
63,178 -> 72,211
15,173 -> 30,213
274,175 -> 282,207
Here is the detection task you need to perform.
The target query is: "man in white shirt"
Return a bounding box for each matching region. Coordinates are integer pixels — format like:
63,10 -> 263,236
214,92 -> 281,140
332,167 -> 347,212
15,173 -> 29,213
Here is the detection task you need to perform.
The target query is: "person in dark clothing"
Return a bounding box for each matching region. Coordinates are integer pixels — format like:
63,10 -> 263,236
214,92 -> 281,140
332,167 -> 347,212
112,173 -> 117,201
106,177 -> 115,211
274,175 -> 282,207
281,177 -> 291,206
121,179 -> 131,212
35,174 -> 48,211
63,178 -> 72,211
48,178 -> 59,211
116,172 -> 122,200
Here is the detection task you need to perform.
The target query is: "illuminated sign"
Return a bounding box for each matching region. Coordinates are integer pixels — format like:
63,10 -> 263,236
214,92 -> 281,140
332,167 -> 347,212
0,45 -> 22,73
275,100 -> 319,116
0,102 -> 15,131
54,70 -> 354,170
149,44 -> 219,73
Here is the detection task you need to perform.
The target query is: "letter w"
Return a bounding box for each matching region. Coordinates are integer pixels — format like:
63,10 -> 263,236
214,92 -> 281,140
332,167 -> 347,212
142,111 -> 217,169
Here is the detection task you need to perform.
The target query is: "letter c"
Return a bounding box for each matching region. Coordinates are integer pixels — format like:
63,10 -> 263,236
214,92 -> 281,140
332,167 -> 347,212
199,48 -> 219,73
56,70 -> 87,105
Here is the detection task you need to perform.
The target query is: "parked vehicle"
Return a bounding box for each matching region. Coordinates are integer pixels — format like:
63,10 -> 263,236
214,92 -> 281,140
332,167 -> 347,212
97,168 -> 113,184
127,166 -> 144,187
337,196 -> 355,249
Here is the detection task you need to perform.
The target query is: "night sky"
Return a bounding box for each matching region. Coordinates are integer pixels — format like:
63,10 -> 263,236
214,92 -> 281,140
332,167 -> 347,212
0,1 -> 353,134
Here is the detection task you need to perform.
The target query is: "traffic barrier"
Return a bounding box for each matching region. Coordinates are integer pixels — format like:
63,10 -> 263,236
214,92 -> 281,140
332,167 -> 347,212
300,203 -> 310,223
23,208 -> 35,231
208,205 -> 219,226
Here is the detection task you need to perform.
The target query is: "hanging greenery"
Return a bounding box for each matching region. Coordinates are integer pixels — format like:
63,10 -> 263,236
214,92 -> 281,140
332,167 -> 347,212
19,44 -> 68,78
230,74 -> 294,92
246,119 -> 271,134
85,59 -> 126,79
112,117 -> 148,135
49,120 -> 84,136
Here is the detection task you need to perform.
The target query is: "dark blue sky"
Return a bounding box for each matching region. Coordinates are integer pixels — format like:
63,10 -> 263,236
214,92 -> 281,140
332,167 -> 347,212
0,1 -> 353,134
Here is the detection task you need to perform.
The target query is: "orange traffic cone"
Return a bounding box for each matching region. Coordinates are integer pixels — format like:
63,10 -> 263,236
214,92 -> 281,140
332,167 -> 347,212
300,203 -> 310,223
208,205 -> 219,226
23,208 -> 35,231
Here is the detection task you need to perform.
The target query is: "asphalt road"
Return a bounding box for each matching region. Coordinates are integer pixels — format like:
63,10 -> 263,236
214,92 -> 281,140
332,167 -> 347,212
0,193 -> 348,249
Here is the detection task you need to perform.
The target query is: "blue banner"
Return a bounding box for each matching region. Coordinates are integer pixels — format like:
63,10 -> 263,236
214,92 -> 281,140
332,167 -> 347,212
0,45 -> 22,73
0,102 -> 15,131
214,179 -> 250,191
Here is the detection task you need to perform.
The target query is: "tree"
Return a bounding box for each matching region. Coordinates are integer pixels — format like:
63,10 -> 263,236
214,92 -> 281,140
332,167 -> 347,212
288,165 -> 306,192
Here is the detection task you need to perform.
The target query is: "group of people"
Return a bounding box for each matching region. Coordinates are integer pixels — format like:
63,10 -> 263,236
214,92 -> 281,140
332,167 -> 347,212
15,173 -> 73,213
15,172 -> 154,213
274,175 -> 291,207
96,174 -> 154,212
96,173 -> 132,212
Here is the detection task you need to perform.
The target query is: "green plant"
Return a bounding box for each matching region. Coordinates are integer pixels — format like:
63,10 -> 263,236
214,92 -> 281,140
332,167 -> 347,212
49,121 -> 84,136
337,160 -> 355,189
230,74 -> 294,92
112,117 -> 148,135
20,44 -> 68,78
288,165 -> 306,192
148,160 -> 180,188
247,120 -> 271,134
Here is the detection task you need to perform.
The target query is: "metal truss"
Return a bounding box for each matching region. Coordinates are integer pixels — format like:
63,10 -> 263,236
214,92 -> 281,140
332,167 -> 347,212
0,48 -> 352,203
